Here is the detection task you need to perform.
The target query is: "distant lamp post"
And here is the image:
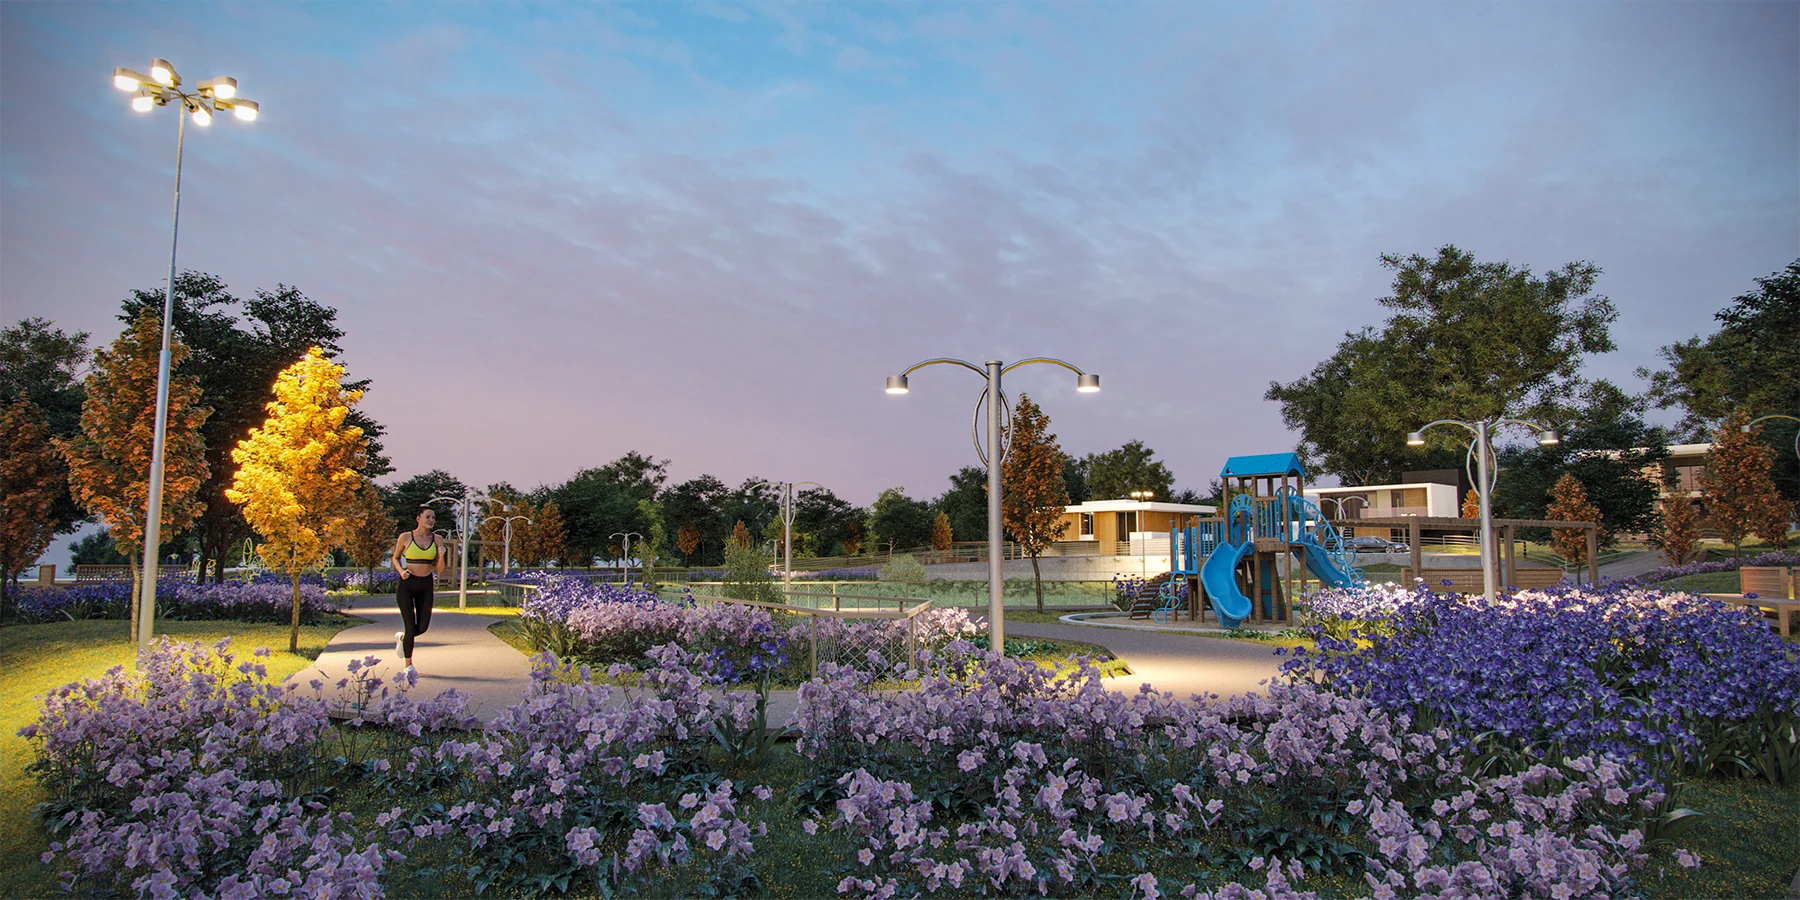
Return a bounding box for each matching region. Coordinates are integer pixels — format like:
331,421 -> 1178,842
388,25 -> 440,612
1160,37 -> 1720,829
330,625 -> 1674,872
610,532 -> 643,583
1408,418 -> 1560,606
752,481 -> 822,595
885,358 -> 1099,655
430,490 -> 490,609
485,514 -> 531,577
114,58 -> 260,656
1743,414 -> 1800,462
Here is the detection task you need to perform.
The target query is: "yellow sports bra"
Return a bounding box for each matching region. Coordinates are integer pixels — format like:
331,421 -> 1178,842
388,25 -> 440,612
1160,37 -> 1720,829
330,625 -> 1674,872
402,533 -> 438,564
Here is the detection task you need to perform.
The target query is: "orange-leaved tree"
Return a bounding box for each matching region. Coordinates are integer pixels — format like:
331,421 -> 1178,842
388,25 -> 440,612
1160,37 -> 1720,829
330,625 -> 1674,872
1650,489 -> 1701,566
1700,412 -> 1787,557
930,510 -> 954,552
227,347 -> 366,651
1461,489 -> 1481,519
1545,472 -> 1602,570
1001,394 -> 1070,613
57,310 -> 211,647
676,523 -> 701,562
730,519 -> 753,550
530,500 -> 567,567
1,400 -> 63,604
342,481 -> 394,594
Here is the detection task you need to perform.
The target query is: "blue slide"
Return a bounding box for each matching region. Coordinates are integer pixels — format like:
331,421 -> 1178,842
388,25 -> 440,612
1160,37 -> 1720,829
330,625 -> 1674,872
1200,540 -> 1256,628
1292,536 -> 1358,588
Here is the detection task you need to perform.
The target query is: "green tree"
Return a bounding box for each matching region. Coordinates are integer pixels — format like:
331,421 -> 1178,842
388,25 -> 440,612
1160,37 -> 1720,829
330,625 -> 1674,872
1641,259 -> 1800,507
660,474 -> 729,564
1269,245 -> 1617,485
57,310 -> 212,646
1061,455 -> 1090,505
1,318 -> 90,537
794,487 -> 863,557
550,452 -> 667,567
1001,395 -> 1071,612
932,466 -> 989,542
385,470 -> 469,534
68,530 -> 128,567
871,488 -> 933,552
1490,381 -> 1666,549
1082,440 -> 1175,501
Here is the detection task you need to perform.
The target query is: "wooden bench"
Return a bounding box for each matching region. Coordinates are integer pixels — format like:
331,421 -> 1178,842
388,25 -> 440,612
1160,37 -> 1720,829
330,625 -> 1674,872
1401,567 -> 1568,594
1704,566 -> 1799,638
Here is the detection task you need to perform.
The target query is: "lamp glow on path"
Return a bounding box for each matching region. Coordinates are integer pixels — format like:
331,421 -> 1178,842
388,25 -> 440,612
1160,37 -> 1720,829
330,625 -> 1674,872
885,357 -> 1098,655
113,57 -> 260,659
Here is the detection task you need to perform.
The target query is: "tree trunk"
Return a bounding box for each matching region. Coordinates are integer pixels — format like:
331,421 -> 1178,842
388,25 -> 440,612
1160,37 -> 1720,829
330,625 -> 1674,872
127,550 -> 141,649
365,564 -> 375,595
1031,554 -> 1044,614
290,572 -> 301,653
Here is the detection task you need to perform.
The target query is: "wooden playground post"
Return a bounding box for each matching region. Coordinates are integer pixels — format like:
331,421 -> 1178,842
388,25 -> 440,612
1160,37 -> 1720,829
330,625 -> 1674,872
1587,526 -> 1599,586
1503,525 -> 1517,589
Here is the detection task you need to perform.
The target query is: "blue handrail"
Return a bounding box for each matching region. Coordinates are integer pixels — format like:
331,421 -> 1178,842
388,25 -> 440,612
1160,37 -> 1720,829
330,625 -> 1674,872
1276,487 -> 1363,585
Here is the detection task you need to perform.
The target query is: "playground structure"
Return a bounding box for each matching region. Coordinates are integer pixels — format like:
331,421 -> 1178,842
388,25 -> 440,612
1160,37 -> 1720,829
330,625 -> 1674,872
1166,454 -> 1362,629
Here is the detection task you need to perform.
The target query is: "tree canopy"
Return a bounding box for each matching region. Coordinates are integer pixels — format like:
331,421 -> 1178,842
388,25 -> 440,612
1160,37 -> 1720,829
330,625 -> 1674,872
1,318 -> 90,535
1080,440 -> 1175,501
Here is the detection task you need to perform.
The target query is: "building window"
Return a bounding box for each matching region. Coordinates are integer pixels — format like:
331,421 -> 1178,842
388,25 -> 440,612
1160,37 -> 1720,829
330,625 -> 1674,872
1079,513 -> 1094,537
1119,511 -> 1138,536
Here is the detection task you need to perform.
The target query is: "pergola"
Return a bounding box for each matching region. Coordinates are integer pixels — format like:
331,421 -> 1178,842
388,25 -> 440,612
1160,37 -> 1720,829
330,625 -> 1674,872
1348,516 -> 1602,587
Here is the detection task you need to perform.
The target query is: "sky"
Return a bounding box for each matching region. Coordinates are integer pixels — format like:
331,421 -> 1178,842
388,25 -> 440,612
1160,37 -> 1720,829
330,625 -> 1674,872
3,1 -> 1797,544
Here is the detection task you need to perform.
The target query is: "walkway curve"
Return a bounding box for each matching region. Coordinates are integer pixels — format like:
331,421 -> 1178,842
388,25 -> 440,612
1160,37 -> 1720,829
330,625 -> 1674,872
284,606 -> 533,722
1000,619 -> 1289,700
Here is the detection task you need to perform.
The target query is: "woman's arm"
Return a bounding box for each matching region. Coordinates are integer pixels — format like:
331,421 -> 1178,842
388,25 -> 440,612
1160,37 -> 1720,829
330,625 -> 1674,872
391,535 -> 409,578
435,536 -> 448,577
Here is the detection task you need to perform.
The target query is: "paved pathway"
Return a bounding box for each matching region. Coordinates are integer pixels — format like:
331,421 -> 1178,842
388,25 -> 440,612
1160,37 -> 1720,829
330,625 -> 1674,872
1000,619 -> 1288,700
285,607 -> 533,722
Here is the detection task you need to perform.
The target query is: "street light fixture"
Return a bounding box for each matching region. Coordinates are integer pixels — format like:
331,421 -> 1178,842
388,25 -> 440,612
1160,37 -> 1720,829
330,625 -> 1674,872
751,481 -> 823,596
1743,415 -> 1800,462
429,489 -> 490,609
1407,418 -> 1560,606
485,514 -> 531,577
885,357 -> 1099,655
114,57 -> 260,657
609,531 -> 644,583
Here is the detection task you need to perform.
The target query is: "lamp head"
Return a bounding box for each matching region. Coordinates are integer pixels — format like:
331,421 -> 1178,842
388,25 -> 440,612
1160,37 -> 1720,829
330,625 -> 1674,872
1077,372 -> 1100,393
131,90 -> 156,112
885,374 -> 909,395
189,104 -> 212,127
1405,431 -> 1426,446
1537,429 -> 1561,446
113,67 -> 146,91
197,76 -> 236,99
149,58 -> 179,87
227,98 -> 258,121
1741,423 -> 1753,433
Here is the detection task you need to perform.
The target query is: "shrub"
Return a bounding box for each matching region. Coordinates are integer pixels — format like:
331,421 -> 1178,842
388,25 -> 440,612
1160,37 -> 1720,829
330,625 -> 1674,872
878,553 -> 926,584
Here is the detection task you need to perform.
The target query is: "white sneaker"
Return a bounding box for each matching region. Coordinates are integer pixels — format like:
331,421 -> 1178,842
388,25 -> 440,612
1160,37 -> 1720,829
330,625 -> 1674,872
402,664 -> 417,678
395,631 -> 405,657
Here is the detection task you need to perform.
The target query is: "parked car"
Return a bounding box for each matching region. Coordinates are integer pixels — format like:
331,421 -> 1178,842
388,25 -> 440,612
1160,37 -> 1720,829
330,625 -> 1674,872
1348,536 -> 1404,553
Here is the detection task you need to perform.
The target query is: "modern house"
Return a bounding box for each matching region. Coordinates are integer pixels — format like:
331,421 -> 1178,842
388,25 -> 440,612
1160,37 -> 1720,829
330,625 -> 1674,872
1058,498 -> 1216,552
1302,481 -> 1461,521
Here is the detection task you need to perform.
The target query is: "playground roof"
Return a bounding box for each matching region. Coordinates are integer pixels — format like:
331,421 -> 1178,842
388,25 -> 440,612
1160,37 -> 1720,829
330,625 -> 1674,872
1219,453 -> 1307,479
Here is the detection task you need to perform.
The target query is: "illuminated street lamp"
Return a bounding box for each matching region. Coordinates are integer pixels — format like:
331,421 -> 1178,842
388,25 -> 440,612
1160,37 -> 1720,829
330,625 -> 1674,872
114,58 -> 260,656
1408,418 -> 1560,606
885,358 -> 1099,654
486,514 -> 531,577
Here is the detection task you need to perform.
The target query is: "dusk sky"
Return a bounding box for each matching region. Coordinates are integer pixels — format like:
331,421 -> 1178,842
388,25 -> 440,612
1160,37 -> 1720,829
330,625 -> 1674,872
4,2 -> 1797,529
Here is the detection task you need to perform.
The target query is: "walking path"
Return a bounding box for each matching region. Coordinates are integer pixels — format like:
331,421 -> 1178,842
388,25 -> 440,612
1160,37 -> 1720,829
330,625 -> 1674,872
291,607 -> 1291,727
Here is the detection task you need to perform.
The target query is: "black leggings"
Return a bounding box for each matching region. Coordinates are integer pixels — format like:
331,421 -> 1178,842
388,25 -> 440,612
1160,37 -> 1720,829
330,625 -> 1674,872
396,573 -> 434,658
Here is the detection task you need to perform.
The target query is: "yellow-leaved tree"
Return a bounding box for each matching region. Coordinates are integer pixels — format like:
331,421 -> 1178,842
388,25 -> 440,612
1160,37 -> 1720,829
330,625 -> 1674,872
57,310 -> 211,647
227,347 -> 366,651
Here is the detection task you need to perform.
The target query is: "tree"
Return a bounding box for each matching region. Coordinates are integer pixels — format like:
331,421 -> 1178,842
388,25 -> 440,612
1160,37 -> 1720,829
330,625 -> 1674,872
385,470 -> 468,534
120,274 -> 387,584
1268,246 -> 1617,485
635,498 -> 667,584
1061,455 -> 1090,505
1650,490 -> 1701,566
69,530 -> 128,567
1699,413 -> 1787,558
1642,259 -> 1800,509
527,501 -> 567,567
550,452 -> 667,567
660,474 -> 729,564
1545,473 -> 1602,570
1082,440 -> 1175,501
730,519 -> 754,550
794,487 -> 863,557
1,318 -> 90,538
226,347 -> 366,652
1489,381 -> 1667,548
1461,489 -> 1481,519
0,401 -> 62,602
675,523 -> 701,562
871,488 -> 933,551
933,466 -> 989,542
930,511 -> 954,552
342,482 -> 395,592
1001,395 -> 1071,612
57,310 -> 211,647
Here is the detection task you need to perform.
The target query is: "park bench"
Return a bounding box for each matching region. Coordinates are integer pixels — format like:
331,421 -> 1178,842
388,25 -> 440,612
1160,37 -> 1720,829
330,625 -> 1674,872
73,565 -> 131,582
1400,567 -> 1568,594
1705,566 -> 1798,638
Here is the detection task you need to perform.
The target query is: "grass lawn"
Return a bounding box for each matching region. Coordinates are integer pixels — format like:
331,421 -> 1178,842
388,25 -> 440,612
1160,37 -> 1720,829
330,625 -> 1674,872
0,615 -> 366,895
1652,570 -> 1743,595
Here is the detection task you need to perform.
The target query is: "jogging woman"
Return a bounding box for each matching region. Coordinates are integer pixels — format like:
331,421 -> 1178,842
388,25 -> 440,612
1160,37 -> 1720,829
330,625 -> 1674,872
390,506 -> 446,673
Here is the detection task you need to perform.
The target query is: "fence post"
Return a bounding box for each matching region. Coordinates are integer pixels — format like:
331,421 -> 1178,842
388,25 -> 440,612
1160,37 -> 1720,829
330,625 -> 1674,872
810,614 -> 819,679
907,612 -> 917,672
834,583 -> 840,612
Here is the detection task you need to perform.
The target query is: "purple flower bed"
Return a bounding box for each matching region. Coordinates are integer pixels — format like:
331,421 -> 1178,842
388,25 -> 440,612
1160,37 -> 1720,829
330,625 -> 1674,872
23,638 -> 1702,899
1616,550 -> 1800,588
8,578 -> 339,625
1284,584 -> 1800,784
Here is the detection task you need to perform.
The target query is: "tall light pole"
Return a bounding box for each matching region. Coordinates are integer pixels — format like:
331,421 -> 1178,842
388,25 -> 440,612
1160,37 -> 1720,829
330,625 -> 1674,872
112,59 -> 260,656
1743,414 -> 1800,462
609,531 -> 643,583
486,514 -> 531,577
752,480 -> 822,595
886,358 -> 1099,655
429,489 -> 489,609
1408,418 -> 1560,606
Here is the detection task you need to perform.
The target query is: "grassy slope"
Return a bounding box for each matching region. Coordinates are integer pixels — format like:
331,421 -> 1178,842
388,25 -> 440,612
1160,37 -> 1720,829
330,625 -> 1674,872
0,616 -> 364,894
